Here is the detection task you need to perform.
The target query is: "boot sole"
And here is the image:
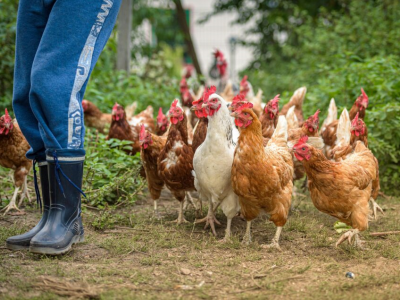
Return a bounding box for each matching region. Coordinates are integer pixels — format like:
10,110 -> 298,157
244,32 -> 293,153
6,243 -> 30,251
29,234 -> 85,255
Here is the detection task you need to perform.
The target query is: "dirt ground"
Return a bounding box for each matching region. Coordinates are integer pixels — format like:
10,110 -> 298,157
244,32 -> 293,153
1,188 -> 400,300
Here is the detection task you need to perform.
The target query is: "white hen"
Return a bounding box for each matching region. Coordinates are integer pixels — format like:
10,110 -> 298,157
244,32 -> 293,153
192,92 -> 240,240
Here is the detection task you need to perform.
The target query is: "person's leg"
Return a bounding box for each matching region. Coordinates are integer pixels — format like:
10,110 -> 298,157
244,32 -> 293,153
7,0 -> 53,250
12,0 -> 54,162
28,0 -> 121,255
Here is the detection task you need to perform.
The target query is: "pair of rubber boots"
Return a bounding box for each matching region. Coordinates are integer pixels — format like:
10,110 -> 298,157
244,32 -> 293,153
6,159 -> 85,255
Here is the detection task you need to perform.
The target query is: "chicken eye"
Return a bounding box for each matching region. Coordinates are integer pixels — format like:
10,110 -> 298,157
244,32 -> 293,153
243,112 -> 248,116
302,147 -> 306,150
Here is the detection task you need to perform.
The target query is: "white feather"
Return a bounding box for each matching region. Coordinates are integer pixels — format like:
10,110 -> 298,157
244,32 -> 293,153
336,108 -> 351,147
322,98 -> 337,131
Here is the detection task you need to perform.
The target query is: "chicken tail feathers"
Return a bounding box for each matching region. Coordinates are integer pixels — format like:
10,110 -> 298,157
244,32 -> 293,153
271,115 -> 288,145
336,108 -> 351,147
324,98 -> 338,126
125,101 -> 138,119
286,106 -> 299,130
289,86 -> 307,109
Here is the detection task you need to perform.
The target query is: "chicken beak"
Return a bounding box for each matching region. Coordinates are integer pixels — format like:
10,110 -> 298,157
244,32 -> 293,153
190,105 -> 197,111
201,103 -> 208,108
230,111 -> 238,117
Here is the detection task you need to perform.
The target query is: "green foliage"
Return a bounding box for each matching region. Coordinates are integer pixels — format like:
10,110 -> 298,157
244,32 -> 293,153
83,128 -> 145,208
0,0 -> 18,111
202,0 -> 344,64
243,1 -> 400,194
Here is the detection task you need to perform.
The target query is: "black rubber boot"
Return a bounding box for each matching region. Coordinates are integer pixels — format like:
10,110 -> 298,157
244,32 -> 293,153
29,156 -> 85,255
6,162 -> 51,250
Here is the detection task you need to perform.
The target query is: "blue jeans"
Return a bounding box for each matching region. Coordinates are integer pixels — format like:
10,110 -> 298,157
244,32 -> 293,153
12,0 -> 121,162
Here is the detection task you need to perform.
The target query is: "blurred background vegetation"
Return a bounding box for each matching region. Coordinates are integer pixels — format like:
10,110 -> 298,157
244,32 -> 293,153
0,0 -> 399,198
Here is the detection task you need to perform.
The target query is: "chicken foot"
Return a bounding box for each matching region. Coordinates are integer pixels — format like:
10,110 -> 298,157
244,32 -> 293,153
195,201 -> 221,236
369,198 -> 384,220
242,221 -> 252,245
336,229 -> 365,249
261,226 -> 283,251
2,187 -> 20,215
219,217 -> 233,243
168,201 -> 189,225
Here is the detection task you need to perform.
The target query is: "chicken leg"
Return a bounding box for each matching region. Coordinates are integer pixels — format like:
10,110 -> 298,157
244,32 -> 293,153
242,221 -> 252,245
261,226 -> 283,251
369,198 -> 384,220
153,200 -> 163,219
18,175 -> 31,206
336,229 -> 364,249
195,200 -> 221,236
1,187 -> 20,215
168,201 -> 189,225
186,192 -> 202,218
219,217 -> 233,243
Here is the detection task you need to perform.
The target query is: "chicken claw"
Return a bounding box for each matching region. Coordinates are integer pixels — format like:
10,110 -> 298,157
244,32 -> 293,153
261,242 -> 282,252
369,198 -> 384,220
2,187 -> 20,215
195,202 -> 221,236
195,214 -> 221,236
336,229 -> 365,249
168,201 -> 188,225
261,226 -> 283,251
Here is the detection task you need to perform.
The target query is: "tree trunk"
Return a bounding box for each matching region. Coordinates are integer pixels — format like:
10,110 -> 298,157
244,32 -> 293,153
174,0 -> 202,77
117,0 -> 132,73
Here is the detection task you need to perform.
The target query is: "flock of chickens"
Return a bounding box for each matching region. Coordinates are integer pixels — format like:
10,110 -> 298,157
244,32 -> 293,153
0,50 -> 383,250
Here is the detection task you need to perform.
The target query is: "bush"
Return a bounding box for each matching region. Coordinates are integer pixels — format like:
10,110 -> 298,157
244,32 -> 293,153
0,0 -> 18,111
83,129 -> 144,208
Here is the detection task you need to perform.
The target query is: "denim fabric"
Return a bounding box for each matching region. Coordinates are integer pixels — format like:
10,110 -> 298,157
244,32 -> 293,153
12,0 -> 121,161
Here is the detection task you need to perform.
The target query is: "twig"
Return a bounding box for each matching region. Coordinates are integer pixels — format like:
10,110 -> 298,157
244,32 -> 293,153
378,192 -> 392,200
370,231 -> 400,237
114,181 -> 146,208
82,204 -> 100,211
115,226 -> 149,231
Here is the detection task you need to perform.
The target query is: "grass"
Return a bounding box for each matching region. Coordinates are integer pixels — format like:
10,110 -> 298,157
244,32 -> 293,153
0,186 -> 399,299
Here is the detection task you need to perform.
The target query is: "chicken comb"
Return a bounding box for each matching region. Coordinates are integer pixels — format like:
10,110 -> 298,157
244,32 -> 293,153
3,108 -> 11,123
112,102 -> 120,111
192,96 -> 202,106
139,124 -> 146,141
235,102 -> 253,113
271,94 -> 280,104
214,49 -> 223,59
296,135 -> 309,146
361,88 -> 369,103
232,93 -> 246,104
240,75 -> 248,87
171,99 -> 179,108
351,112 -> 360,126
157,108 -> 165,122
203,86 -> 217,102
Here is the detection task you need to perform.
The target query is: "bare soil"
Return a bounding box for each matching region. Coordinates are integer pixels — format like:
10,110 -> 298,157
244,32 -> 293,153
1,188 -> 400,299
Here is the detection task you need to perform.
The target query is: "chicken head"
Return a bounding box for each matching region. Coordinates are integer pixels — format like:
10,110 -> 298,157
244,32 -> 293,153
0,108 -> 13,135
